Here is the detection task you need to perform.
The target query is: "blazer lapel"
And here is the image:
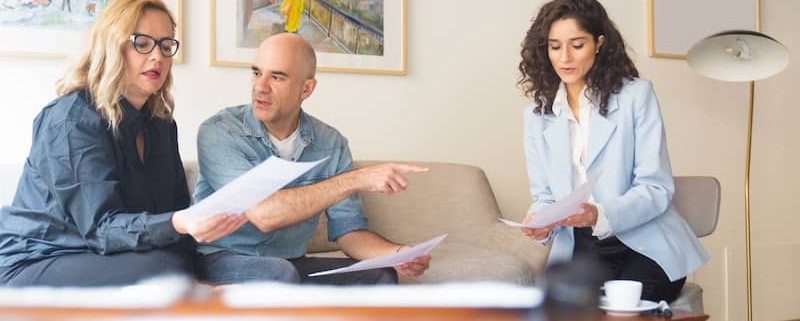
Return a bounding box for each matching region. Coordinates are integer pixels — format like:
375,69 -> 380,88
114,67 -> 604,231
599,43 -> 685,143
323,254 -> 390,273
587,100 -> 619,168
543,116 -> 574,194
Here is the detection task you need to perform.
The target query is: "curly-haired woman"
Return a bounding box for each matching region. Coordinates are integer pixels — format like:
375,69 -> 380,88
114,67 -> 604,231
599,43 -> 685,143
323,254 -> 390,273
517,0 -> 707,302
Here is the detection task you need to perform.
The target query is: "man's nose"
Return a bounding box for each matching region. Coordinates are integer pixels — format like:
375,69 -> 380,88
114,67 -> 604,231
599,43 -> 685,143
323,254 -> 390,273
254,76 -> 272,93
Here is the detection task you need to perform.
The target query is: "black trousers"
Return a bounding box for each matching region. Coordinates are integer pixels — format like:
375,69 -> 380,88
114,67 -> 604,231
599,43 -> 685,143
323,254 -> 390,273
289,256 -> 398,285
0,237 -> 196,287
574,227 -> 685,302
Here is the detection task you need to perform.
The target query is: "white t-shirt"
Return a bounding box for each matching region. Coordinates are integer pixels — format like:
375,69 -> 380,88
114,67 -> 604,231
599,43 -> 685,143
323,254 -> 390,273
268,127 -> 301,161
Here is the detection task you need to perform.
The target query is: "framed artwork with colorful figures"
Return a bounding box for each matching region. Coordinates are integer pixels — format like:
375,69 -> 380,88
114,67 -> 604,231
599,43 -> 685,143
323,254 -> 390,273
210,0 -> 406,75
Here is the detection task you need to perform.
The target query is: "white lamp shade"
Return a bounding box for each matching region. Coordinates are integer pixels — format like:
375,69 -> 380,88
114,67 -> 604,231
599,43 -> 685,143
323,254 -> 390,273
687,30 -> 790,82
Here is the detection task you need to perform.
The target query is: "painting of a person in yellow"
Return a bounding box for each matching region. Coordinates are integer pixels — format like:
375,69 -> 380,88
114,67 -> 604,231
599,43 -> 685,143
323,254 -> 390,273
279,0 -> 304,33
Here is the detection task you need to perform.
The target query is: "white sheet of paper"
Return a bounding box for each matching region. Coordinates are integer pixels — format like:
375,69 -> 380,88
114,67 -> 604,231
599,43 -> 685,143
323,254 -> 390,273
309,234 -> 447,277
184,157 -> 328,223
498,217 -> 527,228
500,172 -> 602,228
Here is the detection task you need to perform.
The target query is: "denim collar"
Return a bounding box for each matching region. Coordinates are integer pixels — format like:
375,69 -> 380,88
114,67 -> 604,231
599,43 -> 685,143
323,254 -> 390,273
244,105 -> 314,146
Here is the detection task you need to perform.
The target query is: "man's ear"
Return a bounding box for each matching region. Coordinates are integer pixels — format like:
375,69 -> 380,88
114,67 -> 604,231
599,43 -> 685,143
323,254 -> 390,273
301,78 -> 317,100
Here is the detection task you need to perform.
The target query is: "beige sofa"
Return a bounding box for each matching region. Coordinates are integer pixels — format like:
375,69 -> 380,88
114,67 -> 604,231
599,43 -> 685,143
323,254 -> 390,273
183,160 -> 548,285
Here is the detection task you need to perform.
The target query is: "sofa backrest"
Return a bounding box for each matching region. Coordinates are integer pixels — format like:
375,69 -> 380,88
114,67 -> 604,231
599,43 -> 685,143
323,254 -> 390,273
183,160 -> 199,198
306,160 -> 503,253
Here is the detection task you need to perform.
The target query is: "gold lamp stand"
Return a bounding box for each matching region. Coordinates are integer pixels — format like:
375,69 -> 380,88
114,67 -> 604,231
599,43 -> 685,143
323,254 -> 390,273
687,30 -> 789,320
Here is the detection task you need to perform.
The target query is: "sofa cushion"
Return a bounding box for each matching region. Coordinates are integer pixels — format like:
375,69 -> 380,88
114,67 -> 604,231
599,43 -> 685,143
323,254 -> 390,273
307,160 -> 548,284
307,161 -> 503,252
402,240 -> 536,285
183,160 -> 199,198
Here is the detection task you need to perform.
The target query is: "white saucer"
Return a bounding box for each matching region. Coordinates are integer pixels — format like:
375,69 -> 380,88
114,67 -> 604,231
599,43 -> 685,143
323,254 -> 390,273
599,297 -> 659,316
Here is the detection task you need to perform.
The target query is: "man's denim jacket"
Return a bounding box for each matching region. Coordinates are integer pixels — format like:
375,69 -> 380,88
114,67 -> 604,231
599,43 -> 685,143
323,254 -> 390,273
194,105 -> 367,259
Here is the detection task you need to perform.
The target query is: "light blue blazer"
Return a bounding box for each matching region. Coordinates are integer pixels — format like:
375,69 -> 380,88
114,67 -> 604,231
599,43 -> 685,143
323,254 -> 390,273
523,78 -> 708,281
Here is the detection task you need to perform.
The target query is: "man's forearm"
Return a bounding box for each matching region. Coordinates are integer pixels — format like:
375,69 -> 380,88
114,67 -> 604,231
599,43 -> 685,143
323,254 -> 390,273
337,230 -> 401,260
245,171 -> 358,232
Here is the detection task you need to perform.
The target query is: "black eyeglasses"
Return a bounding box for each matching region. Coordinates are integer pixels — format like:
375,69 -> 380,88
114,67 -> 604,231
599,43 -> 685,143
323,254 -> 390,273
129,33 -> 180,57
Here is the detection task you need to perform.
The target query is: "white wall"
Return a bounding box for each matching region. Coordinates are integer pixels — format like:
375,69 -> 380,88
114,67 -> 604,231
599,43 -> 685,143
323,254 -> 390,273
1,1 -> 798,320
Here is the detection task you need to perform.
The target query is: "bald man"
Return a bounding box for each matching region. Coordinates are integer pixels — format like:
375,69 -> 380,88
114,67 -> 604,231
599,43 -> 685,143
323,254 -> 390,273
193,33 -> 431,285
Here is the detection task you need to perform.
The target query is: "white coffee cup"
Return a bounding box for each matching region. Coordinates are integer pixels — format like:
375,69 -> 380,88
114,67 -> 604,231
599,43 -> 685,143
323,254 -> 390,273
603,280 -> 642,309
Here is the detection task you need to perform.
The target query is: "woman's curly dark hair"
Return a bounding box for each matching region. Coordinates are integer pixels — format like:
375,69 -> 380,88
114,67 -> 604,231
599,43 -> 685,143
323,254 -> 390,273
517,0 -> 638,116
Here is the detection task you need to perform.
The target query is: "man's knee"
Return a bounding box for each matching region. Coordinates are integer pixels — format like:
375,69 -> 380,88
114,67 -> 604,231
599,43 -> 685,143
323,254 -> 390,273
272,258 -> 302,283
199,253 -> 300,285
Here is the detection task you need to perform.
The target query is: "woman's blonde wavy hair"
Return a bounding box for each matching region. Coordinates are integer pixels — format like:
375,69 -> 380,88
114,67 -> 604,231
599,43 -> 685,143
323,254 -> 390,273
56,0 -> 177,136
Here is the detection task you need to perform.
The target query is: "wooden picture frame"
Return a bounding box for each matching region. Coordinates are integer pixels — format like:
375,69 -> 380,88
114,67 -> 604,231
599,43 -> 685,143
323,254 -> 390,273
210,0 -> 406,75
647,0 -> 757,59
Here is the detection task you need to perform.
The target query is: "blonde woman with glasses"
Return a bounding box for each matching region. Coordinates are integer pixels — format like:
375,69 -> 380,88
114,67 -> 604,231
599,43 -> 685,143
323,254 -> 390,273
0,0 -> 293,286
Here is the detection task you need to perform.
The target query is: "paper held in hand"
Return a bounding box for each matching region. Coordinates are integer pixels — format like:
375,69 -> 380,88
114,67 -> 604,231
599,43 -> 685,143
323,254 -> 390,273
309,234 -> 448,277
182,157 -> 329,223
500,172 -> 602,228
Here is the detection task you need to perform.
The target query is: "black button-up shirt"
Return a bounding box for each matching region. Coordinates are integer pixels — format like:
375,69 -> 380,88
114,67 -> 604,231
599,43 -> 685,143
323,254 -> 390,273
0,90 -> 190,267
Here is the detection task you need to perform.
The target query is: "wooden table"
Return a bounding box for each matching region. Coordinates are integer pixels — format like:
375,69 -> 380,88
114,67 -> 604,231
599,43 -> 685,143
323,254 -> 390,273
0,292 -> 710,321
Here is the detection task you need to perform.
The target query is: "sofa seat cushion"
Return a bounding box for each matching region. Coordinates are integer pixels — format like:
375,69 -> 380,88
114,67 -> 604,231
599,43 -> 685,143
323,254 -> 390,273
308,239 -> 537,285
406,240 -> 536,285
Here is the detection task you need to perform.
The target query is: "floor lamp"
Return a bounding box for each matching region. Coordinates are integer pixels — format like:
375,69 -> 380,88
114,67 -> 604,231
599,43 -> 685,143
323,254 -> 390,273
686,31 -> 789,321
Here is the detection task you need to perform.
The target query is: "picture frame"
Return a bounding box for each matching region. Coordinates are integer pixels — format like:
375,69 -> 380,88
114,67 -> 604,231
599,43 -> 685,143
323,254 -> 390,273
647,0 -> 757,59
0,0 -> 184,62
210,0 -> 406,75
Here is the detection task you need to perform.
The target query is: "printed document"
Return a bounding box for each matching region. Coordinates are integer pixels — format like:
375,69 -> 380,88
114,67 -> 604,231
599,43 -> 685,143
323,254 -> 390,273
184,157 -> 328,223
309,234 -> 447,277
500,172 -> 602,228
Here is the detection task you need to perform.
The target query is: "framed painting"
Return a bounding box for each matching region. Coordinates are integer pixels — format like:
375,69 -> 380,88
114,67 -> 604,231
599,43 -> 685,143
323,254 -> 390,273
210,0 -> 406,75
647,0 -> 757,59
0,0 -> 184,62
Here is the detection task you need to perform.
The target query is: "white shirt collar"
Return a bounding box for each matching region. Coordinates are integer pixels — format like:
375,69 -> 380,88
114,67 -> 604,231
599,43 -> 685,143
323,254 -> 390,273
551,82 -> 597,118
